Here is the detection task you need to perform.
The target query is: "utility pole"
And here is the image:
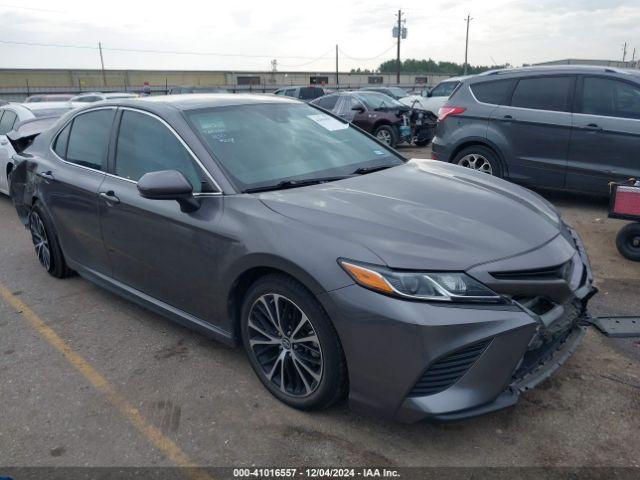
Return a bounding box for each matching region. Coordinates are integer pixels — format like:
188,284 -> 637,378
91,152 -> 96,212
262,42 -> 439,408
464,14 -> 473,75
632,48 -> 636,63
335,44 -> 339,89
98,42 -> 107,87
396,10 -> 402,85
622,41 -> 628,62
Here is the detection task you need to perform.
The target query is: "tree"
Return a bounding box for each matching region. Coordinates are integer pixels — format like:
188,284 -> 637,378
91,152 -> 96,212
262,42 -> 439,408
377,58 -> 506,75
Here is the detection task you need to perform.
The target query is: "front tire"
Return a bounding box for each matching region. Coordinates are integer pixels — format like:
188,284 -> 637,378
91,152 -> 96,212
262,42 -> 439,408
453,145 -> 502,177
616,223 -> 640,262
374,125 -> 398,148
241,274 -> 347,411
29,203 -> 73,278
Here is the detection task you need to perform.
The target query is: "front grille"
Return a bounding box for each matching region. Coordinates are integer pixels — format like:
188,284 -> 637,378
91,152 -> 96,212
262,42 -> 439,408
408,339 -> 492,397
490,260 -> 572,281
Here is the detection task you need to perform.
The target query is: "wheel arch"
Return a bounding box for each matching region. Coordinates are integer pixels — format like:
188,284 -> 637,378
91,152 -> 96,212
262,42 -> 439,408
449,139 -> 509,178
225,254 -> 330,342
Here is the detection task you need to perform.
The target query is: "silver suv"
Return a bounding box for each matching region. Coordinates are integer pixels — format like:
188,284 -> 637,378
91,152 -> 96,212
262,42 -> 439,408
432,66 -> 640,194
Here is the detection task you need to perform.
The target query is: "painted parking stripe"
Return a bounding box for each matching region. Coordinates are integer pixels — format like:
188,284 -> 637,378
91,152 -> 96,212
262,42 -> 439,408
0,282 -> 213,480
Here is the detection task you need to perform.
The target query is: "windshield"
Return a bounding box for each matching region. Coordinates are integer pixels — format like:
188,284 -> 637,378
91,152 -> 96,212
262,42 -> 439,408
428,81 -> 459,97
388,87 -> 408,98
354,92 -> 404,110
187,103 -> 404,192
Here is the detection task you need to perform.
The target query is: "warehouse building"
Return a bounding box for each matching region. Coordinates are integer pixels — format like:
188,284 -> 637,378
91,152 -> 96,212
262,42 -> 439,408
0,68 -> 452,101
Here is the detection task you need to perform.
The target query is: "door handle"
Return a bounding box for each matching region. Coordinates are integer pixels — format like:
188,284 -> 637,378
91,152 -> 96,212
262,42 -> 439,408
581,123 -> 602,132
99,191 -> 120,204
501,115 -> 514,121
37,170 -> 54,181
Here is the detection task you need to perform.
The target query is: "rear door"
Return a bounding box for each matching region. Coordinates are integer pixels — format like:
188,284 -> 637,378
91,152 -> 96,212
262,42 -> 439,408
488,75 -> 575,188
567,75 -> 640,194
45,108 -> 115,273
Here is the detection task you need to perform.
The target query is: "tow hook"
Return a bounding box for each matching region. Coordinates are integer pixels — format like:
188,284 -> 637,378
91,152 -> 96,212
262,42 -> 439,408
579,314 -> 640,338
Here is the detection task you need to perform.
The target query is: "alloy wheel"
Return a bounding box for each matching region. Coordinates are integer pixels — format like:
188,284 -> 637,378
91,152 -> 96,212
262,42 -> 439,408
376,130 -> 392,145
458,153 -> 493,175
247,294 -> 323,397
30,212 -> 51,270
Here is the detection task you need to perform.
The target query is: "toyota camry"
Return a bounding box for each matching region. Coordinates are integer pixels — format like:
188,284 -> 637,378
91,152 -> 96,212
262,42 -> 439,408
9,94 -> 596,422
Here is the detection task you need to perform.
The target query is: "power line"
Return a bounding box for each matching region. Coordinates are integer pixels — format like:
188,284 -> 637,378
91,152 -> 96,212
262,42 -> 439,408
338,43 -> 396,61
0,39 -> 335,60
277,46 -> 335,68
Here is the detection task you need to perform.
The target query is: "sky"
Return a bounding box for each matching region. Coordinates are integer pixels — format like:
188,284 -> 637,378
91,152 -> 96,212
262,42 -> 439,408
0,0 -> 638,72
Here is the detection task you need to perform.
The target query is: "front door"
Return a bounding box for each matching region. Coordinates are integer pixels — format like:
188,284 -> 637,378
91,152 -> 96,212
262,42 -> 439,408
567,75 -> 640,194
99,109 -> 224,323
487,75 -> 575,189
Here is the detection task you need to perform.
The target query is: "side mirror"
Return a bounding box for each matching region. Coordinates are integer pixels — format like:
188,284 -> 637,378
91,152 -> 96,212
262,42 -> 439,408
351,105 -> 365,113
426,90 -> 433,98
137,170 -> 200,212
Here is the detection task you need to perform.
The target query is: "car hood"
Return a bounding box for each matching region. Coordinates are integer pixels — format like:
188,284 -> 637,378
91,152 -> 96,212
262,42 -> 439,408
258,160 -> 564,271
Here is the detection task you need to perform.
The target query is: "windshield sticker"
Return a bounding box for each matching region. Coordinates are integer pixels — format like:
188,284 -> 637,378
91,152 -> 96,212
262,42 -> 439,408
373,150 -> 386,156
307,114 -> 349,131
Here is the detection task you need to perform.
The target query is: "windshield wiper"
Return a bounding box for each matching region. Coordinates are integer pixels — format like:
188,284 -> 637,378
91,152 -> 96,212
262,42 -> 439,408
244,176 -> 349,193
351,164 -> 396,175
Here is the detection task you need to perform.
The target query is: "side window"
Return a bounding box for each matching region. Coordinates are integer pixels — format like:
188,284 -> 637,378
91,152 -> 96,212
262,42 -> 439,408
66,109 -> 115,170
53,123 -> 71,158
0,110 -> 17,135
511,76 -> 573,112
581,77 -> 640,120
115,110 -> 204,192
274,90 -> 284,96
350,97 -> 365,110
314,94 -> 339,111
284,89 -> 297,97
470,79 -> 516,105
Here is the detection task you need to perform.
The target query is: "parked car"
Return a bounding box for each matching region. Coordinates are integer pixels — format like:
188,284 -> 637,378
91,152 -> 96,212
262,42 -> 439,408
273,86 -> 329,101
0,102 -> 77,195
400,77 -> 468,114
9,94 -> 595,422
360,86 -> 409,100
25,94 -> 75,103
311,91 -> 424,147
69,92 -> 138,103
432,66 -> 640,195
168,86 -> 228,95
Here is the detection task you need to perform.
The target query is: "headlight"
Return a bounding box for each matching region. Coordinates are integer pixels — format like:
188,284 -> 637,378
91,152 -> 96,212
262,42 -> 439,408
339,259 -> 502,303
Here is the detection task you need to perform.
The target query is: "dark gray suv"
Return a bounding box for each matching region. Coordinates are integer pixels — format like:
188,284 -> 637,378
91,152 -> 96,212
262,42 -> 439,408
432,66 -> 640,194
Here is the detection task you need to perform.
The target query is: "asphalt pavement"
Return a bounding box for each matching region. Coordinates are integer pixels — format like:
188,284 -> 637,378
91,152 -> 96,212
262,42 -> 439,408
1,147 -> 639,470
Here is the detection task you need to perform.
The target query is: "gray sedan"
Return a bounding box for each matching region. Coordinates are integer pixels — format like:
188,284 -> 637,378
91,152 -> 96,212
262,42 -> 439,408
9,94 -> 596,422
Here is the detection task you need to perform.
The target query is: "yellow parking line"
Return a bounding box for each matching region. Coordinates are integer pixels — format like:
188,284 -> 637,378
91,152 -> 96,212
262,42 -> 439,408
0,283 -> 213,480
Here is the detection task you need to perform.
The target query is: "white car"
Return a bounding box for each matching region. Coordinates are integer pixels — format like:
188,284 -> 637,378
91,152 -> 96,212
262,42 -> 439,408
69,92 -> 138,103
0,102 -> 77,195
400,76 -> 469,114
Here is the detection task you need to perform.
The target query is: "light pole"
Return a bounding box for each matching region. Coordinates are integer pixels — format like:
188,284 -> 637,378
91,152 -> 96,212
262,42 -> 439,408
464,14 -> 473,75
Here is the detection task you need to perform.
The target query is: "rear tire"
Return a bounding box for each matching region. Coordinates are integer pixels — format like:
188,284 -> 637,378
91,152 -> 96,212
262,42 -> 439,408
616,223 -> 640,262
374,125 -> 398,148
29,203 -> 73,278
241,274 -> 347,411
452,145 -> 503,177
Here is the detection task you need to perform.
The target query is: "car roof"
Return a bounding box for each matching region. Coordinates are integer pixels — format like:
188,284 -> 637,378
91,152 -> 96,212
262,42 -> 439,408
472,65 -> 640,81
22,101 -> 73,110
95,93 -> 302,112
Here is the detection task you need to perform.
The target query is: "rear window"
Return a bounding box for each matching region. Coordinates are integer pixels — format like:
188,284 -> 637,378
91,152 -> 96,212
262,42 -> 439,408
470,79 -> 515,105
314,94 -> 339,110
299,87 -> 324,100
430,82 -> 459,97
510,76 -> 573,112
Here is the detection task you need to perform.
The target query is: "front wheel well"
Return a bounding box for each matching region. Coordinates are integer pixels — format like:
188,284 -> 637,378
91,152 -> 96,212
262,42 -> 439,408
449,142 -> 506,175
228,266 -> 296,341
6,162 -> 13,176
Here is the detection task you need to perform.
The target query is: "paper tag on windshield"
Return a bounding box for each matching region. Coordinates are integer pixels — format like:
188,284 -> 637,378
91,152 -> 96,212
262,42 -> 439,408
307,114 -> 349,131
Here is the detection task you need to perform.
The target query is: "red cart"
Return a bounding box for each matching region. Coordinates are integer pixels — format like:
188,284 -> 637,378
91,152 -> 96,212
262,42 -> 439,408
609,179 -> 640,261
